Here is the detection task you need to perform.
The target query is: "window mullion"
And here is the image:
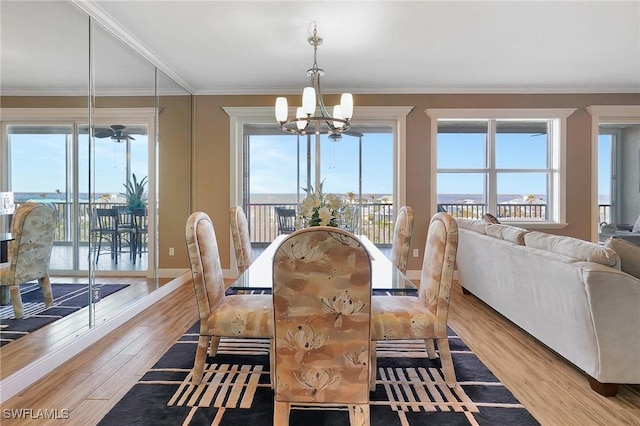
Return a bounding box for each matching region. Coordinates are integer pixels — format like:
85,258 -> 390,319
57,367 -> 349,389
487,120 -> 497,214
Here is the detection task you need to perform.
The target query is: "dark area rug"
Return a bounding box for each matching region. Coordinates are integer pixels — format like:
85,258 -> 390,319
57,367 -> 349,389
99,322 -> 540,426
0,283 -> 128,346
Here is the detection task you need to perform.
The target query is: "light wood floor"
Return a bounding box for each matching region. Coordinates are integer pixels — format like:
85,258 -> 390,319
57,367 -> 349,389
1,278 -> 639,425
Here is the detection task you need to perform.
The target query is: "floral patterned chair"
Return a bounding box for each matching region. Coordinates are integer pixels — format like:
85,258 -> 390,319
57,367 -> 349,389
185,212 -> 273,383
370,212 -> 459,390
272,227 -> 372,425
389,205 -> 414,274
230,206 -> 254,274
0,202 -> 57,319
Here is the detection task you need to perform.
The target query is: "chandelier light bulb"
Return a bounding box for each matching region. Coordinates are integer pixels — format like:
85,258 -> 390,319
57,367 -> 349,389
340,93 -> 353,120
302,87 -> 316,115
296,107 -> 307,130
275,97 -> 288,122
333,105 -> 344,129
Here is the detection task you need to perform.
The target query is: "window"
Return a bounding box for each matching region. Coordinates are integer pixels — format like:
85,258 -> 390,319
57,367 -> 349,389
426,109 -> 576,226
224,106 -> 412,246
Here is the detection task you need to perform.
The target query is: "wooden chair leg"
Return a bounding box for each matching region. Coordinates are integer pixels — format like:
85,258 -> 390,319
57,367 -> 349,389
39,276 -> 53,306
369,341 -> 377,392
425,338 -> 437,359
9,285 -> 23,319
193,335 -> 211,383
436,337 -> 457,388
348,403 -> 370,426
274,401 -> 290,426
209,336 -> 220,357
269,339 -> 275,389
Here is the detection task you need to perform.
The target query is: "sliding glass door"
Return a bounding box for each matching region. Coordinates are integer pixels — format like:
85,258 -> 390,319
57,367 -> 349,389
243,124 -> 394,244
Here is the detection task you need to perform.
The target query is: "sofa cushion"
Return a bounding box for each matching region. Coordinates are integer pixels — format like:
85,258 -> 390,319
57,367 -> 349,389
456,218 -> 487,234
524,231 -> 620,268
604,237 -> 640,279
485,223 -> 530,245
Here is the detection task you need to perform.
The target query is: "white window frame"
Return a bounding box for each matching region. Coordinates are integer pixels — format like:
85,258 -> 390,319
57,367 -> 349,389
425,108 -> 576,228
224,106 -> 413,213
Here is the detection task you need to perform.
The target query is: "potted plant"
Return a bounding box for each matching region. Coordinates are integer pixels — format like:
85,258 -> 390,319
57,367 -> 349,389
122,173 -> 147,210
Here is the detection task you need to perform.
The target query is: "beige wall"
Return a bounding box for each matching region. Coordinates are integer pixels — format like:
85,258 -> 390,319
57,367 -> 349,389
192,93 -> 640,272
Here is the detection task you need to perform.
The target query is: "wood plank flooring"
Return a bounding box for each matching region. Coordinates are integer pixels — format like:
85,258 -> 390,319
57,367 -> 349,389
1,278 -> 639,425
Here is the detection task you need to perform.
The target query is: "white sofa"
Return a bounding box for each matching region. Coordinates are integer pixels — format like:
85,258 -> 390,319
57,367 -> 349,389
455,219 -> 640,396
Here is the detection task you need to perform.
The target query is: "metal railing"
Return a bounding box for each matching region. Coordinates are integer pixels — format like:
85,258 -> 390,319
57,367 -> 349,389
245,203 -> 395,244
438,203 -> 547,220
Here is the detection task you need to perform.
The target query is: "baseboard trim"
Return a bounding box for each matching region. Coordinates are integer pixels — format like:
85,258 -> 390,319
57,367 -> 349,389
0,271 -> 191,403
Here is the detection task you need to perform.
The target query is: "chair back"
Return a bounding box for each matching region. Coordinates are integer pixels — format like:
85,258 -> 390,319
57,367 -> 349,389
95,208 -> 118,231
185,212 -> 226,327
275,207 -> 297,234
389,205 -> 414,274
4,202 -> 56,284
419,212 -> 458,323
230,206 -> 253,272
132,208 -> 148,231
272,226 -> 372,405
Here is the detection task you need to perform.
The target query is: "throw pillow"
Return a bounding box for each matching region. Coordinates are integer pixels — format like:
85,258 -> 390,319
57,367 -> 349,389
604,237 -> 640,279
633,214 -> 640,233
483,213 -> 500,224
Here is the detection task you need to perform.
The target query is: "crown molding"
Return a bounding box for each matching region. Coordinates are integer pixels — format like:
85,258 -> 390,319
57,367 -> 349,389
67,0 -> 195,95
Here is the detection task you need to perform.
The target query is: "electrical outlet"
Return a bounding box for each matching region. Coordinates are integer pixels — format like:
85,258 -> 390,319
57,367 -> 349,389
169,247 -> 175,256
413,249 -> 419,257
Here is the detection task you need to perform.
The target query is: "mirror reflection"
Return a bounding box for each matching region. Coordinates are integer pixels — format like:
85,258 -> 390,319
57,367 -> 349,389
0,0 -> 192,382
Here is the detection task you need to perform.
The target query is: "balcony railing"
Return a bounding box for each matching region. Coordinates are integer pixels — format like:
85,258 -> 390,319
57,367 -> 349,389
437,203 -> 547,220
245,203 -> 395,244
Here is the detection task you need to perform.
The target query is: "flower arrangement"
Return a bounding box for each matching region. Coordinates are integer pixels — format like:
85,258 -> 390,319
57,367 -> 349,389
298,181 -> 343,228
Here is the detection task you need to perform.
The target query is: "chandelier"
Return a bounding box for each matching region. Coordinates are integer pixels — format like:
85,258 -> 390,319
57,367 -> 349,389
275,25 -> 353,137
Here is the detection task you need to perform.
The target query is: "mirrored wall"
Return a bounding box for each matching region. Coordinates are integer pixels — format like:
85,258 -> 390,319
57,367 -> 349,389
0,0 -> 192,380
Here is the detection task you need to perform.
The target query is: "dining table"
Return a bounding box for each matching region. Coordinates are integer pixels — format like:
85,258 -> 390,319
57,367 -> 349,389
229,233 -> 417,293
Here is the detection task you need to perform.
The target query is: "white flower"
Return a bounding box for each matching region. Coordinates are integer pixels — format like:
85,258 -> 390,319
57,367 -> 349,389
318,207 -> 333,225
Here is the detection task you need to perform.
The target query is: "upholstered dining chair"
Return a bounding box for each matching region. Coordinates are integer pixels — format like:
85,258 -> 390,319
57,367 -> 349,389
185,212 -> 273,384
272,227 -> 373,425
389,205 -> 414,274
230,206 -> 253,274
0,202 -> 57,319
370,212 -> 459,390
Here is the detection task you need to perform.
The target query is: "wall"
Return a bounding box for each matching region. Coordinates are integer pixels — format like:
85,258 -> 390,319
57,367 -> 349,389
192,93 -> 640,272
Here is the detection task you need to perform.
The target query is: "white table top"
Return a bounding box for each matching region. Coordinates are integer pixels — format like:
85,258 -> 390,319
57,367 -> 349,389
230,234 -> 417,292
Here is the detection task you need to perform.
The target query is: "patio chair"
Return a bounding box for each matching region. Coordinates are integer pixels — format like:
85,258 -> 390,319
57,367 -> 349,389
370,212 -> 459,390
131,208 -> 148,263
272,226 -> 373,425
92,208 -> 135,264
0,202 -> 57,319
275,207 -> 297,234
185,212 -> 273,384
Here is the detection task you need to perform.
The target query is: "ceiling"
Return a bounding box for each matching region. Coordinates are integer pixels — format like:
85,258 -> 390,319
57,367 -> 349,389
2,1 -> 640,96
